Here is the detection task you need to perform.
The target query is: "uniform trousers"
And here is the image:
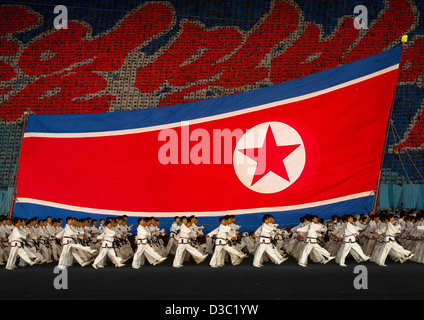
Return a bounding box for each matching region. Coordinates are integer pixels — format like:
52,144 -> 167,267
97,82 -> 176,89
173,241 -> 205,267
338,241 -> 369,265
298,240 -> 332,265
165,236 -> 178,255
376,239 -> 411,265
132,241 -> 164,268
6,244 -> 33,269
253,240 -> 284,267
210,242 -> 245,267
93,243 -> 122,267
58,241 -> 95,268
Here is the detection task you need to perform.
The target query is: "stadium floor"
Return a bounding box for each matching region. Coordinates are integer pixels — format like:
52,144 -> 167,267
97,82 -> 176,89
1,255 -> 423,300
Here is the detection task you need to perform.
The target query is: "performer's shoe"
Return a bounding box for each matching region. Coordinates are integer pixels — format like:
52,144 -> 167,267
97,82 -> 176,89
153,257 -> 167,266
199,254 -> 208,263
322,256 -> 335,264
81,261 -> 91,267
92,264 -> 98,269
405,253 -> 415,261
277,257 -> 288,265
298,262 -> 307,267
339,263 -> 347,267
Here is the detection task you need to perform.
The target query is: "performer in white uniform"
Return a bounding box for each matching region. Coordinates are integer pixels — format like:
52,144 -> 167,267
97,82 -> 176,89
6,218 -> 37,270
373,214 -> 414,266
56,217 -> 97,269
297,215 -> 335,267
172,217 -> 208,268
165,216 -> 180,255
92,219 -> 125,269
209,216 -> 247,268
252,215 -> 288,267
132,218 -> 167,269
338,215 -> 370,267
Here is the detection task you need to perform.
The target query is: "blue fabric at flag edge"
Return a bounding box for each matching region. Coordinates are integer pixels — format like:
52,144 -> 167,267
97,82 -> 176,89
13,195 -> 374,233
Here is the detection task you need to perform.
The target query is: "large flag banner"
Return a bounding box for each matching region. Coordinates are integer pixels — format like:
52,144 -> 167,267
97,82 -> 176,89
13,47 -> 401,230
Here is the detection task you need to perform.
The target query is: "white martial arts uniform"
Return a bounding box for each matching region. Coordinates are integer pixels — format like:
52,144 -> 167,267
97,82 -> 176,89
57,223 -> 96,269
252,223 -> 287,267
206,226 -> 219,254
363,219 -> 379,256
172,223 -> 207,268
38,225 -> 53,263
6,226 -> 35,270
45,223 -> 60,261
132,225 -> 166,268
0,224 -> 9,265
209,224 -> 247,268
165,222 -> 180,255
374,222 -> 413,266
93,227 -> 124,268
337,222 -> 370,267
114,224 -> 134,262
297,222 -> 334,267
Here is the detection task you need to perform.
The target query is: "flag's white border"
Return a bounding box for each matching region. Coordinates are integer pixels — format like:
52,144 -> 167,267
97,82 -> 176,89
16,191 -> 374,217
23,65 -> 399,139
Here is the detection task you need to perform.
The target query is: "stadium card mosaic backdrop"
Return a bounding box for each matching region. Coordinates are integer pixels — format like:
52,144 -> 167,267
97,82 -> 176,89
0,0 -> 423,214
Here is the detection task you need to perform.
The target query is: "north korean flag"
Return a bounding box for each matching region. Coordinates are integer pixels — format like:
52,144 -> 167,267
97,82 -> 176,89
13,47 -> 401,231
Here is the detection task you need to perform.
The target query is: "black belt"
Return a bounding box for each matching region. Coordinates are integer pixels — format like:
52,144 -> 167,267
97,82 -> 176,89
259,236 -> 272,245
260,236 -> 271,241
383,237 -> 397,243
343,239 -> 357,243
179,237 -> 190,243
102,240 -> 116,248
179,237 -> 196,246
137,238 -> 149,245
63,236 -> 76,244
11,241 -> 23,248
305,237 -> 318,243
215,238 -> 228,246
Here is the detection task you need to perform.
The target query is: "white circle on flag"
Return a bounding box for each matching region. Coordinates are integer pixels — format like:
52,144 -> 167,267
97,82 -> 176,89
233,122 -> 306,194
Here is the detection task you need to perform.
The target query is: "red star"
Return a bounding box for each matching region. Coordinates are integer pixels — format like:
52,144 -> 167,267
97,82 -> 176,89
238,125 -> 301,186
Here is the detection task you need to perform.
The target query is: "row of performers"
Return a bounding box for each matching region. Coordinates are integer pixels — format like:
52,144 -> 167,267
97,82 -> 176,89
3,211 -> 422,270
